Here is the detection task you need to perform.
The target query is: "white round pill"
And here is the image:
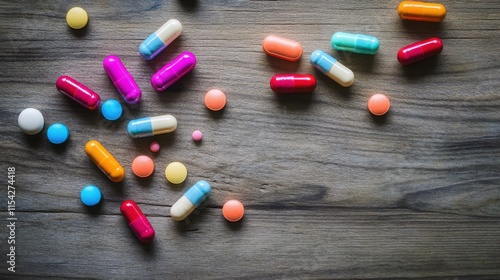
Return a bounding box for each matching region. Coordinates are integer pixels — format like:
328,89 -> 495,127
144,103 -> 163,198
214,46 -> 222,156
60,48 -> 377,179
18,108 -> 44,135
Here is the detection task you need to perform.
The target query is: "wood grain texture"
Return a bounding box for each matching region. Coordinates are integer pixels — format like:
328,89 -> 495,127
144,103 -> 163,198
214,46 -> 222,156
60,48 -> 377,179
1,0 -> 499,278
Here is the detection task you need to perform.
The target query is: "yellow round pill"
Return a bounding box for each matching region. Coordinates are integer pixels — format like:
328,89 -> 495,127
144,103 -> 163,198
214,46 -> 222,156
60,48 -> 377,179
66,7 -> 88,29
165,162 -> 187,184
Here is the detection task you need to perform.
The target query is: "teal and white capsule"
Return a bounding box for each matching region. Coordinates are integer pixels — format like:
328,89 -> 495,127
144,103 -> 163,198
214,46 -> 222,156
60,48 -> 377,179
127,114 -> 177,138
139,19 -> 182,60
310,50 -> 354,87
331,32 -> 380,55
170,180 -> 211,221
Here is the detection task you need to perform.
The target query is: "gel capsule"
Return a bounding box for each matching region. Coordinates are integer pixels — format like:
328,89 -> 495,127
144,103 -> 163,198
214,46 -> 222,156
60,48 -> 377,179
170,180 -> 211,221
120,200 -> 155,243
139,19 -> 182,60
103,55 -> 142,104
331,32 -> 380,55
151,52 -> 196,91
84,140 -> 125,182
262,35 -> 303,62
310,50 -> 354,87
398,1 -> 446,22
56,76 -> 101,110
397,37 -> 443,65
270,74 -> 316,93
127,114 -> 177,138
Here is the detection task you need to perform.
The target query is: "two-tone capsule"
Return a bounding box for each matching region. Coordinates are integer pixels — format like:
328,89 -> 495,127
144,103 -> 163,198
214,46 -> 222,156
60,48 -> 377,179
103,55 -> 142,104
270,74 -> 316,94
127,114 -> 177,138
331,32 -> 380,55
139,19 -> 182,60
56,76 -> 101,110
310,50 -> 354,87
151,51 -> 196,91
170,180 -> 211,221
120,200 -> 155,243
262,35 -> 303,62
397,37 -> 443,65
84,140 -> 125,182
398,1 -> 446,22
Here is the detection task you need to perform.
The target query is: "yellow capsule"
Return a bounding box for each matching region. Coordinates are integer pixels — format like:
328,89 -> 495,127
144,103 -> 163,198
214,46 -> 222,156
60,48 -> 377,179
397,1 -> 446,22
85,140 -> 125,182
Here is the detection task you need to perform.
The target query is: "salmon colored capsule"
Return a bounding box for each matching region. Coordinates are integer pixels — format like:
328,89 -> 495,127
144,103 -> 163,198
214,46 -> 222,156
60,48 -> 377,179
84,140 -> 125,182
270,74 -> 316,94
397,37 -> 443,65
120,200 -> 155,243
397,1 -> 446,22
262,35 -> 303,62
56,76 -> 101,110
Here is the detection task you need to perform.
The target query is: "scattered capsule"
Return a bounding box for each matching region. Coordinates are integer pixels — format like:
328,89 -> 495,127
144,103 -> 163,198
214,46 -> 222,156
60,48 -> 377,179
310,50 -> 354,87
331,32 -> 380,55
120,200 -> 155,243
398,1 -> 446,22
151,51 -> 196,91
103,55 -> 142,104
127,114 -> 177,138
56,76 -> 101,110
170,180 -> 211,221
397,37 -> 443,65
270,74 -> 316,94
262,35 -> 303,62
139,19 -> 182,60
84,140 -> 125,182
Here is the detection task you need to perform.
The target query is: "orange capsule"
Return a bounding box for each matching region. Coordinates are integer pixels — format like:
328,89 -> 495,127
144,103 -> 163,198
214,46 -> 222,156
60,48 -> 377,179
262,35 -> 303,62
85,140 -> 125,182
397,1 -> 447,22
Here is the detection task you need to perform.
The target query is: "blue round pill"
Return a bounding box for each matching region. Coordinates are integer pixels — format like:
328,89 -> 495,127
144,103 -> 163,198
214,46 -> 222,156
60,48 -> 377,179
80,185 -> 102,206
101,99 -> 123,121
47,123 -> 69,144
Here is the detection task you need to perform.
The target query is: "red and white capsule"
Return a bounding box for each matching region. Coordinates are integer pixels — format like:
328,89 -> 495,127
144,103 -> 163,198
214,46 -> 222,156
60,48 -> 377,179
397,37 -> 443,65
120,200 -> 155,243
270,74 -> 316,94
56,75 -> 101,110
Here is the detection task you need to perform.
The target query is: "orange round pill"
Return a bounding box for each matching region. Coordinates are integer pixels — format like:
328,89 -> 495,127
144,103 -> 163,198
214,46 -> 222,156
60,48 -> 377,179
222,199 -> 244,222
204,89 -> 226,111
368,93 -> 390,116
132,155 -> 154,178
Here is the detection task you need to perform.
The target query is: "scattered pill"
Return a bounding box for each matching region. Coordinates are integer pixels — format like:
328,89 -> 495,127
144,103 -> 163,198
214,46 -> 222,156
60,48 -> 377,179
204,89 -> 226,111
310,50 -> 354,87
170,180 -> 211,221
84,140 -> 125,182
192,130 -> 203,141
222,200 -> 245,222
151,51 -> 196,91
397,1 -> 446,22
262,35 -> 303,62
47,123 -> 70,144
139,19 -> 182,60
18,108 -> 44,135
127,114 -> 177,138
101,99 -> 123,121
165,162 -> 187,184
80,185 -> 101,206
56,75 -> 101,110
132,155 -> 155,178
150,142 -> 160,153
331,32 -> 380,55
66,7 -> 88,29
103,55 -> 142,104
120,200 -> 155,243
368,93 -> 391,116
397,37 -> 443,65
270,74 -> 316,94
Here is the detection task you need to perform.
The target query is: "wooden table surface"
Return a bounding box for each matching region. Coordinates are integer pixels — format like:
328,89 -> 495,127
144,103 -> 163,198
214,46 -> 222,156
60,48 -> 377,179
1,0 -> 499,279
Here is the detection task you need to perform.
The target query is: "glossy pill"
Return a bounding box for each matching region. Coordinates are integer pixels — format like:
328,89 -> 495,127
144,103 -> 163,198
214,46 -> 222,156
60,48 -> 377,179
101,99 -> 122,121
121,200 -> 155,243
398,1 -> 446,22
270,74 -> 316,93
151,51 -> 196,91
47,123 -> 69,144
192,130 -> 203,141
263,35 -> 303,62
170,180 -> 211,221
84,140 -> 125,182
368,93 -> 390,116
132,155 -> 154,178
204,89 -> 226,111
310,50 -> 354,87
397,37 -> 443,65
165,162 -> 187,184
80,185 -> 101,206
331,32 -> 380,55
222,200 -> 245,222
127,114 -> 177,138
139,19 -> 182,60
18,108 -> 44,135
56,76 -> 101,110
103,55 -> 142,104
66,7 -> 88,29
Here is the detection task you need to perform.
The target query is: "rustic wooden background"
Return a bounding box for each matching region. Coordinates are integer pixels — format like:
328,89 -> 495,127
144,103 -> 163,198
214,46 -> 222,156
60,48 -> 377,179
1,0 -> 499,279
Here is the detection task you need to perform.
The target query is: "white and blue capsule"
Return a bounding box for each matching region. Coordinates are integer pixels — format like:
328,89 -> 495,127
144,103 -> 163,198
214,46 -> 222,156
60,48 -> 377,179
170,180 -> 211,221
127,114 -> 177,138
310,50 -> 354,87
139,19 -> 182,60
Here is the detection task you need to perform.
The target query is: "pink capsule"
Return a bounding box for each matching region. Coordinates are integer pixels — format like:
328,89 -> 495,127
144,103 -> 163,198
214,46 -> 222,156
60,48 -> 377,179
103,55 -> 142,104
56,76 -> 101,110
151,51 -> 196,91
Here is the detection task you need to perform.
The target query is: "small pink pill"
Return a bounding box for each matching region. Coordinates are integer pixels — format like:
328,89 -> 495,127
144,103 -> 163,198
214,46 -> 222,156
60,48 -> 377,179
150,141 -> 160,153
192,130 -> 203,141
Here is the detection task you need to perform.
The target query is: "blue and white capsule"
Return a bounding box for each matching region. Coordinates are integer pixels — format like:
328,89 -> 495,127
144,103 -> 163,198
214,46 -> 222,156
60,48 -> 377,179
139,19 -> 182,60
170,180 -> 211,221
127,114 -> 177,138
310,50 -> 354,87
331,32 -> 380,55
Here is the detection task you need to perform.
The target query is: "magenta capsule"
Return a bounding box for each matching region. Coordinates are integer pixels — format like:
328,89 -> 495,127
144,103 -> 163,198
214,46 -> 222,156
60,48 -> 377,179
151,51 -> 196,91
120,200 -> 155,243
103,55 -> 142,104
56,76 -> 101,110
397,37 -> 443,65
270,74 -> 316,93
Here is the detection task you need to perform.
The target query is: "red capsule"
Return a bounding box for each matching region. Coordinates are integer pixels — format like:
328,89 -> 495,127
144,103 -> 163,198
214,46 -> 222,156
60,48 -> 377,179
56,75 -> 101,110
270,74 -> 316,93
120,200 -> 155,243
397,37 -> 443,65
